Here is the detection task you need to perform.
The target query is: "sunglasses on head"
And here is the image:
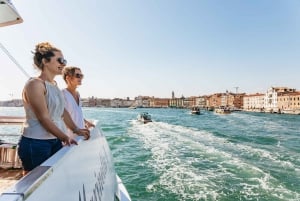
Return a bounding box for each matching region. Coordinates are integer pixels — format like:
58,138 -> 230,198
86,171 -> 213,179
57,57 -> 67,65
75,73 -> 84,79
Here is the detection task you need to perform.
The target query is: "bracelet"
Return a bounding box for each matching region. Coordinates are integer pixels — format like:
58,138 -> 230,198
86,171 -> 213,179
73,127 -> 80,134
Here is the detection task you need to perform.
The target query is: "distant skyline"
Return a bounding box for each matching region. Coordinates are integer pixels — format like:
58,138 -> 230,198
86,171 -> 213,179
1,0 -> 300,100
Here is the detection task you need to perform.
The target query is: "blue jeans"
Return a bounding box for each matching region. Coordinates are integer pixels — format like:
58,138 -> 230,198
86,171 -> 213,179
18,136 -> 62,171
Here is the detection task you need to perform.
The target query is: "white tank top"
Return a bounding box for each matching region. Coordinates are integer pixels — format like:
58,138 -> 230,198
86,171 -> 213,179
62,89 -> 85,138
22,79 -> 67,139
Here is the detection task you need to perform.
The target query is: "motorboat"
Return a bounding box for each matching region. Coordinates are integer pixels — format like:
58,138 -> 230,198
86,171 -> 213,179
137,112 -> 152,124
0,1 -> 131,200
191,107 -> 201,115
215,106 -> 231,114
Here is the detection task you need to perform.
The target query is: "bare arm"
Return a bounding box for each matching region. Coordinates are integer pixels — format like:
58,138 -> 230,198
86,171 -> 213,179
23,79 -> 77,145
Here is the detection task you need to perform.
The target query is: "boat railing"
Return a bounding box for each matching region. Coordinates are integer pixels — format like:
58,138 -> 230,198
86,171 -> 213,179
0,121 -> 117,201
0,116 -> 24,169
0,119 -> 131,201
0,116 -> 25,125
0,143 -> 22,169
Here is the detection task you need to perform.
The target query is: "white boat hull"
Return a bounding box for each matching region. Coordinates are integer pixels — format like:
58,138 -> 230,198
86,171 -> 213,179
0,121 -> 131,201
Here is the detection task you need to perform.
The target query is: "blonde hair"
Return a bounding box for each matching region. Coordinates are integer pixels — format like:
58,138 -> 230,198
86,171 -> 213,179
62,66 -> 81,83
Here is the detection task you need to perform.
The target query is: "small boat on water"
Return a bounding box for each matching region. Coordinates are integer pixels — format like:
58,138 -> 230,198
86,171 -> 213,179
215,106 -> 231,114
207,107 -> 214,111
191,107 -> 201,115
137,112 -> 152,124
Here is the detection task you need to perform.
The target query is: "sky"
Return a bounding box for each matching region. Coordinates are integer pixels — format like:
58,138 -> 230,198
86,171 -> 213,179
1,0 -> 300,100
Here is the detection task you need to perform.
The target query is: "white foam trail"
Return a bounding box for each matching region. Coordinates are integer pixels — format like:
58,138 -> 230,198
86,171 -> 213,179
227,112 -> 297,133
128,120 -> 300,200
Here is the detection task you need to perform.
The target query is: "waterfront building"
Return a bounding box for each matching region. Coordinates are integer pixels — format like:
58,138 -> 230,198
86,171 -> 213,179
122,98 -> 135,108
264,87 -> 296,113
135,96 -> 151,107
206,92 -> 245,110
277,91 -> 300,114
232,93 -> 245,109
86,96 -> 98,107
149,97 -> 169,108
207,93 -> 222,109
195,96 -> 207,108
243,93 -> 265,112
169,96 -> 185,108
220,92 -> 234,107
207,92 -> 232,108
110,98 -> 134,108
81,98 -> 89,107
185,96 -> 197,108
2,87 -> 300,115
95,98 -> 111,107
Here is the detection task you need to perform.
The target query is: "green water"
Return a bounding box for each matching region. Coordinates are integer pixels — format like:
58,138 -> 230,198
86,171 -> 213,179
1,107 -> 300,201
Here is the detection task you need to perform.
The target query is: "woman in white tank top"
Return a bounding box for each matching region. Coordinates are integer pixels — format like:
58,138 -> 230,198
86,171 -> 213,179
18,42 -> 90,174
62,66 -> 95,139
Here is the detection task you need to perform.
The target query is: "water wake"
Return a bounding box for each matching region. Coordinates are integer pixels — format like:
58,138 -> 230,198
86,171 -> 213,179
129,120 -> 300,200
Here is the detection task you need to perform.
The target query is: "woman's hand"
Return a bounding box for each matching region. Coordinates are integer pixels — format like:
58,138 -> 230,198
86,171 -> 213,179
61,135 -> 78,146
74,128 -> 90,140
85,120 -> 95,129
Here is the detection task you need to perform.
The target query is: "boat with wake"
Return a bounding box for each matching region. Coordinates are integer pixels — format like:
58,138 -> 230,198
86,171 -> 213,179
191,107 -> 201,115
137,112 -> 152,124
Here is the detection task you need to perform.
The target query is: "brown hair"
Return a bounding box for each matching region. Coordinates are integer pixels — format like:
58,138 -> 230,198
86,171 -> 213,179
33,42 -> 61,70
62,66 -> 81,83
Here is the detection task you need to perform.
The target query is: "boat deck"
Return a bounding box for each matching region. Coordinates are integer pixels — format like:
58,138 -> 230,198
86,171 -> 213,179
0,116 -> 24,194
0,168 -> 22,194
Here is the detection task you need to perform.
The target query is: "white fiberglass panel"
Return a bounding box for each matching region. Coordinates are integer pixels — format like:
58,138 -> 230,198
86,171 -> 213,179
24,126 -> 117,201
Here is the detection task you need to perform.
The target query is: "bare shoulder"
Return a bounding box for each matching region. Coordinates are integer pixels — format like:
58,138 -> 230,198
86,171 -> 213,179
25,78 -> 45,91
24,78 -> 46,100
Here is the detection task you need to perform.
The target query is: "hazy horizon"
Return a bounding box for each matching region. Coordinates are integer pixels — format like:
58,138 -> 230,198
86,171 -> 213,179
1,0 -> 300,100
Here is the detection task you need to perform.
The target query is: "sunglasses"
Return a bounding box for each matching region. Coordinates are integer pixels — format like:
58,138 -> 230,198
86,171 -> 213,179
57,57 -> 67,65
74,73 -> 84,79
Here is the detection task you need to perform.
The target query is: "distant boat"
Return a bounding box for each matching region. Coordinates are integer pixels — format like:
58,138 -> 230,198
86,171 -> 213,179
207,107 -> 214,111
137,112 -> 152,124
129,106 -> 137,109
215,106 -> 231,114
191,107 -> 201,115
